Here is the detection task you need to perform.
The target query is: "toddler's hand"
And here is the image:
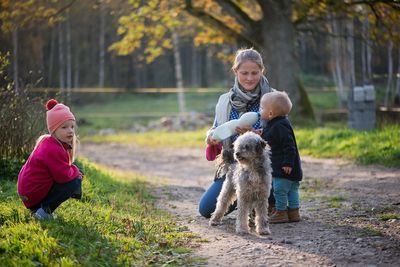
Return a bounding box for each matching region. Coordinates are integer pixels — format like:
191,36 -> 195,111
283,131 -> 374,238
235,126 -> 252,135
282,166 -> 292,175
252,128 -> 263,135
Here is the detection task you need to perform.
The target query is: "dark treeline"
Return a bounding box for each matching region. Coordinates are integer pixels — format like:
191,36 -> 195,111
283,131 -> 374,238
0,0 -> 399,103
0,1 -> 230,90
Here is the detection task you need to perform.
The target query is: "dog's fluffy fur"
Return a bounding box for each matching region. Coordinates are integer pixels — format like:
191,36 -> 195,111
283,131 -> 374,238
209,132 -> 272,235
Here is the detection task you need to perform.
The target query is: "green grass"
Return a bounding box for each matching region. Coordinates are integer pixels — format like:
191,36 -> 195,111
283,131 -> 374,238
83,129 -> 208,148
0,159 -> 199,266
82,124 -> 400,167
307,90 -> 342,111
357,226 -> 383,237
326,196 -> 346,208
295,124 -> 400,167
379,213 -> 400,221
72,92 -> 221,133
70,87 -> 345,134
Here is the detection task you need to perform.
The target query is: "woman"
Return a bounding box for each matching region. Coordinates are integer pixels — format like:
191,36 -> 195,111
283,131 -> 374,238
199,48 -> 275,218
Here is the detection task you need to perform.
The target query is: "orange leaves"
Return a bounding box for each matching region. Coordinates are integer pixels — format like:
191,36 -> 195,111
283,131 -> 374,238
110,0 -> 195,63
0,0 -> 59,33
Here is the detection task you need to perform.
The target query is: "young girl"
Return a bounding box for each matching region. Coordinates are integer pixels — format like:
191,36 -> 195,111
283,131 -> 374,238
17,99 -> 83,220
199,48 -> 275,218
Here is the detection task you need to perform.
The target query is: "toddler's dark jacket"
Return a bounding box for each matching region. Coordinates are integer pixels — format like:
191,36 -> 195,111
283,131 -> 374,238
261,116 -> 303,181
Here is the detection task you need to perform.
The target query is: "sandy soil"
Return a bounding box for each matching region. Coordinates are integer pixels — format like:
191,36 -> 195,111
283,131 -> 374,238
79,142 -> 400,267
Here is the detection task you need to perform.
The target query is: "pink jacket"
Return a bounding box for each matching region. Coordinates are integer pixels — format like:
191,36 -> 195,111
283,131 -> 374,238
17,136 -> 81,208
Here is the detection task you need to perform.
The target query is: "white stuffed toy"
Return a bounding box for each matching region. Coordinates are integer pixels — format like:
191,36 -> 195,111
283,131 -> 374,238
212,112 -> 259,141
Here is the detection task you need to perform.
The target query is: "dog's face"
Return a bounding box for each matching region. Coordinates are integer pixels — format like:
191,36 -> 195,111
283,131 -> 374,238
233,132 -> 267,164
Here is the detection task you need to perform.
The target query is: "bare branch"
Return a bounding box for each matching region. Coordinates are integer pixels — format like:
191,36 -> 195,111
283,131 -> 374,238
184,0 -> 262,48
46,0 -> 77,19
346,0 -> 400,10
215,0 -> 258,25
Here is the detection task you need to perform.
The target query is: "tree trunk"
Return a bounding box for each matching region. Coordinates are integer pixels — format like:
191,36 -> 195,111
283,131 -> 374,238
395,47 -> 400,105
346,18 -> 356,87
259,0 -> 314,118
384,40 -> 393,107
98,0 -> 105,88
361,19 -> 367,85
48,27 -> 56,87
12,29 -> 19,94
191,42 -> 199,87
366,30 -> 372,82
66,11 -> 72,103
330,14 -> 345,107
206,48 -> 213,87
73,49 -> 80,88
172,30 -> 186,114
58,22 -> 65,94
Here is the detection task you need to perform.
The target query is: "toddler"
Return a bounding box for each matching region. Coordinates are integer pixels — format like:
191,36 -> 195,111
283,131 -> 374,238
260,91 -> 303,223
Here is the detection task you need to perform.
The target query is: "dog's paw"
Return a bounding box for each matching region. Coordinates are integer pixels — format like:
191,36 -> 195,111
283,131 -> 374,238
257,227 -> 271,235
209,219 -> 221,226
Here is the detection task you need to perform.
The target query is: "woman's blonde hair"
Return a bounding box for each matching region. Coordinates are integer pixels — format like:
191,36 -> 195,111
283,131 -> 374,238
232,48 -> 264,72
35,133 -> 78,164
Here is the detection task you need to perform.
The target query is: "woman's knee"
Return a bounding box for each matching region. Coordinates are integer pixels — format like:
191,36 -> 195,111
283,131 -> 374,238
198,197 -> 213,218
198,179 -> 224,218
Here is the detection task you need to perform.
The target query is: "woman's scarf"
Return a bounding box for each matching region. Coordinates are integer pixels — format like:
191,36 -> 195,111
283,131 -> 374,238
229,75 -> 272,116
211,75 -> 272,150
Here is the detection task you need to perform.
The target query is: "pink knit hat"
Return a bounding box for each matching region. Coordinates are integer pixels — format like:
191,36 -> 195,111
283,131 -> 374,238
46,99 -> 75,134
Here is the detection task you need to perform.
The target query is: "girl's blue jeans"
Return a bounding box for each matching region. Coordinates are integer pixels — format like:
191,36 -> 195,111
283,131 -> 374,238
273,177 -> 300,211
198,175 -> 275,218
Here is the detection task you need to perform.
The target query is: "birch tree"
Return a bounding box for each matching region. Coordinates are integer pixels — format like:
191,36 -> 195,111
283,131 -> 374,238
395,47 -> 400,105
384,40 -> 394,106
110,0 -> 196,114
98,0 -> 106,88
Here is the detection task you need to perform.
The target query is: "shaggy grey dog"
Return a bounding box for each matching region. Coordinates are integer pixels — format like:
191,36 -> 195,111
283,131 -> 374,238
209,131 -> 272,235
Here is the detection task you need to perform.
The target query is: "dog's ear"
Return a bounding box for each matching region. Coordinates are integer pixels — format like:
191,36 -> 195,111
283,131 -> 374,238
260,139 -> 267,149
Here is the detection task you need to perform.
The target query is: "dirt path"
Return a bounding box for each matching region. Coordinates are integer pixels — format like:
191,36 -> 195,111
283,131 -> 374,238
79,142 -> 400,267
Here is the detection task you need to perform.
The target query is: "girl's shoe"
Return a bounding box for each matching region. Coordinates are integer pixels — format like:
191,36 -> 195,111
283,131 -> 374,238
34,208 -> 53,220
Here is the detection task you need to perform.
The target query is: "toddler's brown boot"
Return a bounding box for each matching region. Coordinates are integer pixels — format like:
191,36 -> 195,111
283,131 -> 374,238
288,208 -> 300,222
269,210 -> 289,224
268,203 -> 276,217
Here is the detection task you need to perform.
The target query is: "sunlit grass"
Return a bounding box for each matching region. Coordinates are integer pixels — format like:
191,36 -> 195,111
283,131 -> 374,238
295,124 -> 400,167
82,128 -> 208,148
0,159 -> 199,266
72,92 -> 221,133
379,213 -> 400,221
82,125 -> 400,167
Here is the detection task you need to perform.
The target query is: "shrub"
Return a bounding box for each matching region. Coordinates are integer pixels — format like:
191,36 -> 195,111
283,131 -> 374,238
0,53 -> 46,180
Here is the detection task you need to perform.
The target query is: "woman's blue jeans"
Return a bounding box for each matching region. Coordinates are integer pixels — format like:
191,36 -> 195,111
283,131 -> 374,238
198,175 -> 275,218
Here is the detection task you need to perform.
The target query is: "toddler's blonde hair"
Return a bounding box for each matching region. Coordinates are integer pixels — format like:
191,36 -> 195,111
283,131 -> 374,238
261,91 -> 292,116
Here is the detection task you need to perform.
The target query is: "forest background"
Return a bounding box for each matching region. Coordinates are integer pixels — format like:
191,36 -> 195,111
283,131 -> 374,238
0,0 -> 399,162
1,1 -> 399,265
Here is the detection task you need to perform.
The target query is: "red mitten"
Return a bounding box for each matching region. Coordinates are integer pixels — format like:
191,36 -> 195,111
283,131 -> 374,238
205,143 -> 222,161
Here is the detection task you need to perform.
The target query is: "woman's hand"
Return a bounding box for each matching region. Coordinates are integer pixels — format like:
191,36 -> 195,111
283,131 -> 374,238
235,125 -> 252,135
207,136 -> 221,145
